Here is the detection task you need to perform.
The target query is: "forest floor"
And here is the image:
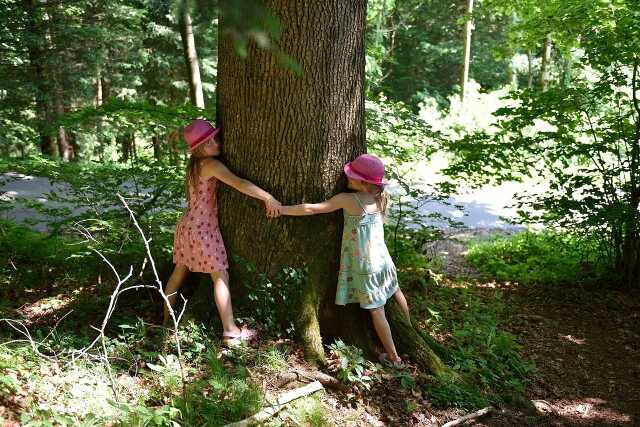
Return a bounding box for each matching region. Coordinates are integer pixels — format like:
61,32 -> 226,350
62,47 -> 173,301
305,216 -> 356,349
2,232 -> 638,426
424,232 -> 640,426
1,168 -> 639,425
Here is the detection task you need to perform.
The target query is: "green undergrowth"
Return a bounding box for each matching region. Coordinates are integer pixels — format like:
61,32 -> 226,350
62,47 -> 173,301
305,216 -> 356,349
0,317 -> 310,426
466,230 -> 611,286
389,225 -> 534,410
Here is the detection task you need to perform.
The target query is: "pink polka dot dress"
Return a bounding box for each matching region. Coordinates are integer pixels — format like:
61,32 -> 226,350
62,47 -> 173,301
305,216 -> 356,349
173,176 -> 228,273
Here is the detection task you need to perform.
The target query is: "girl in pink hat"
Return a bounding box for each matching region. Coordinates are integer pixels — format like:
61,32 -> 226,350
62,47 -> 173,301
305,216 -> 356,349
163,119 -> 281,346
279,154 -> 410,364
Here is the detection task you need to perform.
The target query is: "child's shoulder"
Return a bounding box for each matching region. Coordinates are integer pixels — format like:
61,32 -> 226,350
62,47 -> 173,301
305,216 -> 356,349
198,157 -> 224,174
199,157 -> 221,167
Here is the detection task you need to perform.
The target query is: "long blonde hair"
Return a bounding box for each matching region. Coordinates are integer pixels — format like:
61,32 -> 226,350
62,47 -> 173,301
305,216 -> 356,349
184,143 -> 208,204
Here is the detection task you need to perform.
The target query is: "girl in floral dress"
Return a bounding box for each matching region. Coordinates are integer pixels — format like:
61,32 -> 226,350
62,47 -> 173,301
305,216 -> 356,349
164,119 -> 280,346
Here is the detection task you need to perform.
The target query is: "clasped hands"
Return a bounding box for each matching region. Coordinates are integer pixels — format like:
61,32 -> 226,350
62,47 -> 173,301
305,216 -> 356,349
265,196 -> 282,218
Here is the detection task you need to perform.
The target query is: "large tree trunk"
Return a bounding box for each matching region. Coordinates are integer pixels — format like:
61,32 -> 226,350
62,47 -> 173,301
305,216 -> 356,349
216,1 -> 450,374
218,0 -> 366,363
540,34 -> 552,91
460,0 -> 474,102
179,7 -> 205,108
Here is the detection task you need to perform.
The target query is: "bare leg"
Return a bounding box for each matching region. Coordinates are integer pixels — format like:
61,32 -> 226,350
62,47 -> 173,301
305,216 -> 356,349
211,270 -> 241,336
393,288 -> 411,325
370,306 -> 401,362
163,264 -> 190,326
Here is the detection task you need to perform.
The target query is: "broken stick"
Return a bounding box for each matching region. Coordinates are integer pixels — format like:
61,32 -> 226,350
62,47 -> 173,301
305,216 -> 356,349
224,380 -> 324,427
441,406 -> 493,427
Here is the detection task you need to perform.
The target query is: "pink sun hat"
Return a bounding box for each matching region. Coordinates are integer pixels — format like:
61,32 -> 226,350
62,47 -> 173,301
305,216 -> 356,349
184,119 -> 220,151
344,154 -> 387,185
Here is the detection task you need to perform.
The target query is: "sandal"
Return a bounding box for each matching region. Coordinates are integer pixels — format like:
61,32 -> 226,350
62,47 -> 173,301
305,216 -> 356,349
222,327 -> 257,347
378,352 -> 404,367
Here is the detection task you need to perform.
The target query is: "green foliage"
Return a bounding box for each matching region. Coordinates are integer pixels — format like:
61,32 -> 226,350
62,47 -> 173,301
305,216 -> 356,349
1,156 -> 184,270
443,0 -> 640,284
233,255 -> 306,337
403,249 -> 533,408
273,395 -> 330,427
366,0 -> 512,108
327,339 -> 376,390
467,231 -> 608,285
171,350 -> 263,425
429,285 -> 532,408
113,403 -> 181,427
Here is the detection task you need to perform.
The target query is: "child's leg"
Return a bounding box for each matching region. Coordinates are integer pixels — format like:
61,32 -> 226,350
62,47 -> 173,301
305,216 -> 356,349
393,288 -> 411,325
370,306 -> 401,362
163,264 -> 190,326
211,270 -> 242,335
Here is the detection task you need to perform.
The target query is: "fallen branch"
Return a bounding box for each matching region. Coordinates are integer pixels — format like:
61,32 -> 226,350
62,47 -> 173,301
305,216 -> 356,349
441,406 -> 493,427
224,380 -> 324,427
275,370 -> 348,391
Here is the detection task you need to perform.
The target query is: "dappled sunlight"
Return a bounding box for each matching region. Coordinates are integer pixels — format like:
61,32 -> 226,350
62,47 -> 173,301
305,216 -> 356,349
18,294 -> 74,322
559,334 -> 587,345
549,397 -> 633,425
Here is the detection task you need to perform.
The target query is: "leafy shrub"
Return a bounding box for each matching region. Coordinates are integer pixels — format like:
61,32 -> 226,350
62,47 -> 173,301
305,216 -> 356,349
233,256 -> 306,337
327,339 -> 375,390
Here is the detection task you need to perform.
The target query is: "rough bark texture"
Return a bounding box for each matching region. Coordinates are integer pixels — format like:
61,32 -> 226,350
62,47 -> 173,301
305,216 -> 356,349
387,300 -> 449,375
217,1 -> 366,362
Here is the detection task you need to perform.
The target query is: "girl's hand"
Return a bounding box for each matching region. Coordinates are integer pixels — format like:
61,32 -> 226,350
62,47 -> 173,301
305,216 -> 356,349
265,196 -> 281,218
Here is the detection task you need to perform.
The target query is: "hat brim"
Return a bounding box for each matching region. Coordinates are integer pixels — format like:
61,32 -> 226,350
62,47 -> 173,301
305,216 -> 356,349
188,127 -> 221,152
343,163 -> 386,185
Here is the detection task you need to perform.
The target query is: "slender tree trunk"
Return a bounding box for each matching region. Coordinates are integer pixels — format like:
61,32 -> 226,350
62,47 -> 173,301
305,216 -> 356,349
217,0 -> 450,374
54,95 -> 71,161
179,7 -> 205,108
540,34 -> 552,91
69,131 -> 79,161
118,133 -> 133,162
460,0 -> 474,102
527,50 -> 534,89
94,68 -> 105,160
152,135 -> 162,160
23,0 -> 57,157
561,53 -> 572,88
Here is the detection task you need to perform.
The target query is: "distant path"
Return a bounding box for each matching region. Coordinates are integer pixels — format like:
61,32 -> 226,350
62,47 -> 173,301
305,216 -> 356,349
1,170 -> 535,232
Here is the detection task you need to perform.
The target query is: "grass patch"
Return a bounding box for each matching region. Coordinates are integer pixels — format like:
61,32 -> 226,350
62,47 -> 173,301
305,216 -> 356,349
466,230 -> 610,286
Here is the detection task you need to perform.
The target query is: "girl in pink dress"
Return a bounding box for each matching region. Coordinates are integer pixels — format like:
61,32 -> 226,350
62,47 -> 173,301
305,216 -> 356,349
163,119 -> 280,346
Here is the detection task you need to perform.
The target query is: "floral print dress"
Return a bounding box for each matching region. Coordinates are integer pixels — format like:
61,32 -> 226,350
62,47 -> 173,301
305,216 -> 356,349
335,194 -> 398,309
173,175 -> 228,273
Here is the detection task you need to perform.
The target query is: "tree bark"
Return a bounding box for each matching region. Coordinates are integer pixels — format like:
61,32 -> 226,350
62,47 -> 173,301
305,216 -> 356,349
152,135 -> 162,160
460,0 -> 474,103
179,6 -> 205,108
217,0 -> 366,363
540,34 -> 552,91
216,1 -> 451,374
